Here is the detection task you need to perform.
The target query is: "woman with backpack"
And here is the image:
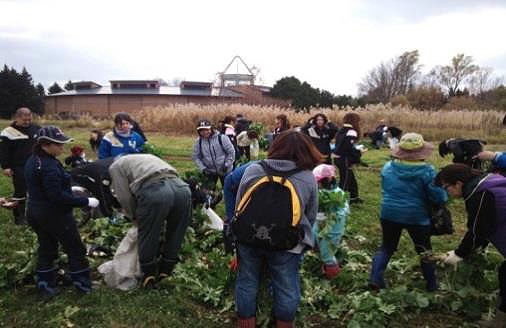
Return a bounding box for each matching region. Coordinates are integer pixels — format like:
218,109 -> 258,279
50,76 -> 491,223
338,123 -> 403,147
436,164 -> 506,327
233,131 -> 321,328
191,119 -> 236,189
369,133 -> 447,292
333,112 -> 364,204
301,113 -> 338,164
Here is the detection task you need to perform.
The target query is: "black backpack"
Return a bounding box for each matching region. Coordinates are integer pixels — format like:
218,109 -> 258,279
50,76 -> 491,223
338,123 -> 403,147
232,161 -> 304,250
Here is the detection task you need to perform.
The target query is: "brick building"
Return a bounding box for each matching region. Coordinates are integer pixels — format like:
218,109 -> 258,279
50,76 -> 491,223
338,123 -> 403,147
45,80 -> 287,117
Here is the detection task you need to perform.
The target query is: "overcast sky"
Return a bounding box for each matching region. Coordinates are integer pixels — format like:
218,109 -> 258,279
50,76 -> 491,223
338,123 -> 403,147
1,0 -> 505,95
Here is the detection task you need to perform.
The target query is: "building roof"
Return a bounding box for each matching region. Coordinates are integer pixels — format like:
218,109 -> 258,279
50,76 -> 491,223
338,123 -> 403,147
47,86 -> 244,98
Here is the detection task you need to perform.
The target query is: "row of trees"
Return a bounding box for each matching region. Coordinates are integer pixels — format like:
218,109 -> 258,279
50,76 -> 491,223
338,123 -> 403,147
0,65 -> 45,118
269,76 -> 366,111
359,51 -> 505,110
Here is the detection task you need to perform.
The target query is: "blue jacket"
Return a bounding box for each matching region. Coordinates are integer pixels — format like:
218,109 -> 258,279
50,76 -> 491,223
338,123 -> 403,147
223,162 -> 254,222
381,161 -> 447,226
25,152 -> 88,214
494,152 -> 506,168
98,130 -> 144,159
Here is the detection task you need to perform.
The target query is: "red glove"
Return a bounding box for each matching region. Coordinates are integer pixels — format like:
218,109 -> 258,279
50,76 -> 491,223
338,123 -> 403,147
322,263 -> 341,279
228,256 -> 238,273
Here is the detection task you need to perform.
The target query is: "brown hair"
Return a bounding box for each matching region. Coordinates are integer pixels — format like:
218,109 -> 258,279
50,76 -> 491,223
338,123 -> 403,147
342,112 -> 361,138
223,116 -> 235,125
268,131 -> 324,169
435,163 -> 483,187
275,114 -> 290,131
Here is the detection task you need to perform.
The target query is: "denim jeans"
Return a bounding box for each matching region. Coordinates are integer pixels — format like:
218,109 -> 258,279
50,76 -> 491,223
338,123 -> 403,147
235,243 -> 302,321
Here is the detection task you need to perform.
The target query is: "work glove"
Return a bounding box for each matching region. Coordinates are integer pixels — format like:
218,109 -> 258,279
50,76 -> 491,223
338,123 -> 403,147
223,223 -> 236,254
87,197 -> 100,208
228,256 -> 238,273
441,250 -> 463,268
322,263 -> 341,280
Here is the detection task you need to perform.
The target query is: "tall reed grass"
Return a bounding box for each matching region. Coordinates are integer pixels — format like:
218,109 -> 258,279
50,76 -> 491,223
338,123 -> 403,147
135,104 -> 506,143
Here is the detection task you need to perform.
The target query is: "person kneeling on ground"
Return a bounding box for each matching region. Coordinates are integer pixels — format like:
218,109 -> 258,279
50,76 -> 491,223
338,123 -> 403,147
108,154 -> 192,288
312,164 -> 349,279
25,126 -> 100,298
369,133 -> 448,292
436,164 -> 506,327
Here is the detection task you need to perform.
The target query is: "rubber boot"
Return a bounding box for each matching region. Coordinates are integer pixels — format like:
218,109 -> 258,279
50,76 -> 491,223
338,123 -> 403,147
420,260 -> 438,292
70,268 -> 92,293
479,309 -> 506,328
237,317 -> 256,328
158,258 -> 177,280
36,268 -> 59,300
141,262 -> 157,289
276,320 -> 294,328
369,249 -> 391,289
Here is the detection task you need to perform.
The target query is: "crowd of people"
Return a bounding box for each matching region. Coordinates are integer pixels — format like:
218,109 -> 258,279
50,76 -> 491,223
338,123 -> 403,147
1,107 -> 506,327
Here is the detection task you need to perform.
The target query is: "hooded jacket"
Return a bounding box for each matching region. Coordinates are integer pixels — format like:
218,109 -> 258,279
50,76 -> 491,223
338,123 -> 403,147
98,129 -> 145,159
0,122 -> 40,169
235,159 -> 319,253
381,161 -> 448,226
192,131 -> 236,175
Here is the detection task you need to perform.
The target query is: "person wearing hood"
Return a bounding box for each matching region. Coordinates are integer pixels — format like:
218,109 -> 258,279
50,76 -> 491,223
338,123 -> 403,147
233,131 -> 321,328
436,164 -> 506,327
301,113 -> 338,164
369,133 -> 448,292
191,119 -> 235,188
98,113 -> 145,159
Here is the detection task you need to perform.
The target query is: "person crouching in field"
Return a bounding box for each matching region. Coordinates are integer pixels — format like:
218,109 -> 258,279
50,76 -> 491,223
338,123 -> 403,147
312,164 -> 349,279
236,129 -> 259,161
108,154 -> 192,288
369,133 -> 448,292
25,126 -> 100,298
232,131 -> 320,328
435,164 -> 506,327
192,119 -> 235,189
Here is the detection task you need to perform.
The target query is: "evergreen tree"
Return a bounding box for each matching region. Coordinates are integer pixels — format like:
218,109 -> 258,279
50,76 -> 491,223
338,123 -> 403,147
48,82 -> 64,94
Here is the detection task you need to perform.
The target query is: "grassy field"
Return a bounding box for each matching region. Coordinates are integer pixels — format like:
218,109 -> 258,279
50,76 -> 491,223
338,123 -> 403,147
1,121 -> 505,327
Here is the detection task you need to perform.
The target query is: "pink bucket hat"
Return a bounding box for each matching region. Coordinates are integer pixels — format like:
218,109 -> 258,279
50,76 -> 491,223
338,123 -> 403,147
312,164 -> 336,182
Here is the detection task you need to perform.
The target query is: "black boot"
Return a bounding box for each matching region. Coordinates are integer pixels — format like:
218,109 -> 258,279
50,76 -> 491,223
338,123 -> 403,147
36,268 -> 59,300
70,268 -> 92,293
421,260 -> 438,292
159,258 -> 177,280
140,262 -> 157,289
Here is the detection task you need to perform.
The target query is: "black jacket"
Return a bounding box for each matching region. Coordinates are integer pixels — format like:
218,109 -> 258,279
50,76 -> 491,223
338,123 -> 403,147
25,151 -> 88,214
301,123 -> 338,157
0,123 -> 40,169
334,125 -> 361,164
455,177 -> 496,258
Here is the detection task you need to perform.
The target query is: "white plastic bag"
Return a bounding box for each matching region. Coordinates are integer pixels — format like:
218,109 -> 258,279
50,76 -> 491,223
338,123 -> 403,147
203,206 -> 224,231
98,227 -> 141,290
250,139 -> 260,159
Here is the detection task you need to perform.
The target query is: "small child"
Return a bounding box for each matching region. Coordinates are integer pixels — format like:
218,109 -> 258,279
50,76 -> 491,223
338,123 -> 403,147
312,164 -> 349,279
64,145 -> 88,168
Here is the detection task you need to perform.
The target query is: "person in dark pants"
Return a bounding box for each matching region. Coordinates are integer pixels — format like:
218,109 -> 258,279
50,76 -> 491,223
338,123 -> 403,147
25,126 -> 100,298
191,119 -> 235,190
436,164 -> 506,327
301,113 -> 338,164
370,133 -> 447,292
108,154 -> 192,287
0,107 -> 40,224
333,112 -> 363,204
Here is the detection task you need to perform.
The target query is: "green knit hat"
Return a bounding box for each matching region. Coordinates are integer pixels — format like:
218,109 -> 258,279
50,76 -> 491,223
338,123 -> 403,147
391,133 -> 434,160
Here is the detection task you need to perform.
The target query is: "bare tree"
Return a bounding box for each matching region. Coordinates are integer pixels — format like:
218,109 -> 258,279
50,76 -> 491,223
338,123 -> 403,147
358,50 -> 421,103
431,53 -> 479,97
469,67 -> 504,97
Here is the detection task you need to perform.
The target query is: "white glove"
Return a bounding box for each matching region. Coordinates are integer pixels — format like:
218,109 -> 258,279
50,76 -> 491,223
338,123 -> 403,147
443,250 -> 463,267
87,197 -> 100,208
